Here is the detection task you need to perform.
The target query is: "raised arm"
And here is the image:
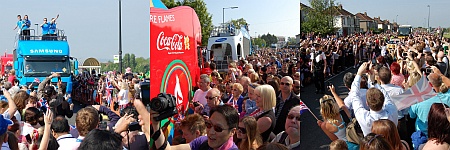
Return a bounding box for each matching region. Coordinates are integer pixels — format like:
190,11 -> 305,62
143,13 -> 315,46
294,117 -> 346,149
3,89 -> 16,118
39,110 -> 53,150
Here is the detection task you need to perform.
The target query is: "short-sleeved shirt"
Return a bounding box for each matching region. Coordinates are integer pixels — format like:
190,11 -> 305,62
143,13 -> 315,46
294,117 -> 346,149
22,20 -> 31,30
193,88 -> 210,106
49,23 -> 57,34
41,23 -> 50,35
16,20 -> 23,30
56,134 -> 78,150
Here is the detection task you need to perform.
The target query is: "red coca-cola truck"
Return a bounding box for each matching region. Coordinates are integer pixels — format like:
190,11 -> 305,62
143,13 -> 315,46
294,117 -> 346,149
0,53 -> 13,77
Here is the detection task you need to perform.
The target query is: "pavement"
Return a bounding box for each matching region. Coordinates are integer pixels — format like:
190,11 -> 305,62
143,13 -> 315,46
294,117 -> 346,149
299,67 -> 357,149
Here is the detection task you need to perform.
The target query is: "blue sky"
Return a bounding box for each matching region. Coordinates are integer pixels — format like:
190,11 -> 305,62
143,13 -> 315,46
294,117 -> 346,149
0,0 -> 448,62
0,0 -> 149,62
204,0 -> 450,38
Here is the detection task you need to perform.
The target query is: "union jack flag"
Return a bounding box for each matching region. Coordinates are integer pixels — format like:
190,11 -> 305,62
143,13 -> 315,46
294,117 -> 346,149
391,74 -> 436,110
299,100 -> 309,115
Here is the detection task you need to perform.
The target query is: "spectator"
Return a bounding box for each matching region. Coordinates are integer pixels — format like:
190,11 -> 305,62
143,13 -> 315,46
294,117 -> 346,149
78,129 -> 123,150
201,88 -> 224,117
22,107 -> 42,140
180,113 -> 206,143
151,105 -> 239,150
293,80 -> 300,97
117,80 -> 130,110
236,116 -> 262,150
359,133 -> 393,150
245,83 -> 259,116
349,63 -> 398,136
272,105 -> 301,149
329,139 -> 348,150
257,143 -> 289,150
273,76 -> 300,135
51,116 -> 77,150
409,67 -> 450,137
240,76 -> 250,98
371,119 -> 410,150
421,103 -> 450,149
390,62 -> 405,88
193,74 -> 212,106
7,70 -> 16,86
74,106 -> 99,149
228,83 -> 244,113
252,85 -> 276,143
0,115 -> 13,150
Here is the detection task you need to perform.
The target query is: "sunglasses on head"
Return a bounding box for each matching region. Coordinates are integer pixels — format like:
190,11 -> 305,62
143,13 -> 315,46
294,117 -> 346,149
238,126 -> 247,134
287,114 -> 301,121
366,134 -> 383,147
205,121 -> 232,132
280,82 -> 291,86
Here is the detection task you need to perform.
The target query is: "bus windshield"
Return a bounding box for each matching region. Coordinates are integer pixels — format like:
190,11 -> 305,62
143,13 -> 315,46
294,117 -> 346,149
24,57 -> 71,77
398,27 -> 411,36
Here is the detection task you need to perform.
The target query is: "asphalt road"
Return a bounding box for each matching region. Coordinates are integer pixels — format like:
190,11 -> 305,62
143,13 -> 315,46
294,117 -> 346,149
299,67 -> 357,149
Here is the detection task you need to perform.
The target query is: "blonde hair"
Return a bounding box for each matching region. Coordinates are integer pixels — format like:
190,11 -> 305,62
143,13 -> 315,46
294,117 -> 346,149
406,72 -> 421,89
255,85 -> 276,111
319,95 -> 340,124
249,72 -> 259,83
232,83 -> 244,93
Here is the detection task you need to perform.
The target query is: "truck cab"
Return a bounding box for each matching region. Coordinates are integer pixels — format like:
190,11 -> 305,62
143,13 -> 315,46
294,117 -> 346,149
0,53 -> 13,77
13,30 -> 78,94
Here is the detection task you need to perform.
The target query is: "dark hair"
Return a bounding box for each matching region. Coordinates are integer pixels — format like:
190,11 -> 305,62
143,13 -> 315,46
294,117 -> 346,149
7,131 -> 19,150
378,67 -> 392,84
257,142 -> 289,150
360,133 -> 393,150
36,132 -> 60,150
427,103 -> 450,145
78,129 -> 123,150
51,116 -> 70,133
24,107 -> 41,125
343,72 -> 355,88
209,105 -> 239,129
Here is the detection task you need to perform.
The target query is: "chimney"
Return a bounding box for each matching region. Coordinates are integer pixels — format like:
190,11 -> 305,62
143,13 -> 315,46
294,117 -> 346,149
364,12 -> 367,16
338,4 -> 343,9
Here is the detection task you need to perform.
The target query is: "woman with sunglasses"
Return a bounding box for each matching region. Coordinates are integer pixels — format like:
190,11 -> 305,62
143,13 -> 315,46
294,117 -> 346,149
271,105 -> 301,149
317,94 -> 357,149
360,133 -> 393,150
150,105 -> 239,150
236,116 -> 262,150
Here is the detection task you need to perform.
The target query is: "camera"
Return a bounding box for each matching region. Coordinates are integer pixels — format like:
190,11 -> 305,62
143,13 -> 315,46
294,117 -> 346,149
121,106 -> 141,131
425,68 -> 433,74
150,93 -> 177,121
402,53 -> 408,57
328,82 -> 332,86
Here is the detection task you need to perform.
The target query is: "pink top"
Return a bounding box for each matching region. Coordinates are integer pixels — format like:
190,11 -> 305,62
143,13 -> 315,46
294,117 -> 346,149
391,73 -> 405,88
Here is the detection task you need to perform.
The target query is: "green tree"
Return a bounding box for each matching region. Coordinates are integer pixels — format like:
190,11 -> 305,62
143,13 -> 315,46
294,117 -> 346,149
123,53 -> 130,69
301,0 -> 336,35
162,0 -> 213,46
260,33 -> 278,45
229,18 -> 248,29
130,54 -> 136,69
253,38 -> 266,48
287,37 -> 297,45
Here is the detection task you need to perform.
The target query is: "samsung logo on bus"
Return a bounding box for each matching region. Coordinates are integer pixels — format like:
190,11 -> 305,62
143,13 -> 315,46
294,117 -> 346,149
215,38 -> 227,42
29,49 -> 63,54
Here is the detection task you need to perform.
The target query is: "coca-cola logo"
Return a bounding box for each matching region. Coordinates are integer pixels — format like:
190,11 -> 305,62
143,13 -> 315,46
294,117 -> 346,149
6,61 -> 13,65
156,31 -> 184,51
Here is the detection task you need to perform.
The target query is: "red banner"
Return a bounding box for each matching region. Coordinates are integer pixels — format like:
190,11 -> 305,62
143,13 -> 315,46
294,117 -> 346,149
150,6 -> 201,116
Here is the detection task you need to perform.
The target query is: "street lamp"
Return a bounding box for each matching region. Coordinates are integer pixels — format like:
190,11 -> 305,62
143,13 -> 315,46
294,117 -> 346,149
34,24 -> 39,36
222,6 -> 238,25
427,5 -> 430,32
119,0 -> 123,72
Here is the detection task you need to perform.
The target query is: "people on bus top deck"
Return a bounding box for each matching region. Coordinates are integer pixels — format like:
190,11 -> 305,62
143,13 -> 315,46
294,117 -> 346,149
41,18 -> 50,35
13,15 -> 22,32
21,15 -> 31,40
49,14 -> 59,35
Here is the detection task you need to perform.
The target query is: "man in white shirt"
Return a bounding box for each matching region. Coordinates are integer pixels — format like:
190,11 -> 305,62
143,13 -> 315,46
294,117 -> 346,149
192,74 -> 212,106
52,116 -> 78,150
349,63 -> 398,136
342,72 -> 369,117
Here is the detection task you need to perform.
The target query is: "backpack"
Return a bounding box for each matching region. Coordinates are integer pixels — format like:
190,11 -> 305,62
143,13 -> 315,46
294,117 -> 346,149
340,109 -> 364,144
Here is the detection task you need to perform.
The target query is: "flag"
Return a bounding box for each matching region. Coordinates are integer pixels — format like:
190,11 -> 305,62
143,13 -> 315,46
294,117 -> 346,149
299,100 -> 309,115
391,75 -> 436,110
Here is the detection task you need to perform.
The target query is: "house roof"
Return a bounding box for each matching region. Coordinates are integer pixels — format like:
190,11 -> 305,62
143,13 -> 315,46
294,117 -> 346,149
373,17 -> 384,24
333,5 -> 354,16
355,12 -> 373,21
300,3 -> 311,10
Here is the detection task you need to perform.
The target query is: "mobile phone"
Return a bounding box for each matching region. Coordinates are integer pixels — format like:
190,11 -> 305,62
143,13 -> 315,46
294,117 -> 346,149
402,53 -> 408,57
99,121 -> 107,130
25,134 -> 32,143
371,58 -> 376,64
58,76 -> 61,82
426,68 -> 433,74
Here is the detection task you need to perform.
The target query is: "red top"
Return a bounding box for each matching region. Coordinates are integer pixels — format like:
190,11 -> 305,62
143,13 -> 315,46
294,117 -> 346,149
8,75 -> 16,86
